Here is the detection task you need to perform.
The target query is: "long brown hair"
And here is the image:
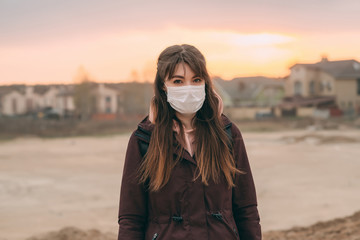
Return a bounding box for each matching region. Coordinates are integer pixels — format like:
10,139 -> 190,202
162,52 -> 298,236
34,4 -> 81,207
139,44 -> 241,191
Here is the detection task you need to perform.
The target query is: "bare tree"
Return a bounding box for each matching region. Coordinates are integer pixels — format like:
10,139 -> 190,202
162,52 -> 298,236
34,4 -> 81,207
73,66 -> 97,120
142,61 -> 156,83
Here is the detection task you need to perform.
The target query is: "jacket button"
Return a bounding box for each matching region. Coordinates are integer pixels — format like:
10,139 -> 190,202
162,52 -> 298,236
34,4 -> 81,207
152,233 -> 158,240
211,212 -> 223,221
172,215 -> 183,222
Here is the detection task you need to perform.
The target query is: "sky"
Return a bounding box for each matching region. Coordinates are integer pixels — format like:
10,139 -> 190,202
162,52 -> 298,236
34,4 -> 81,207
1,0 -> 360,85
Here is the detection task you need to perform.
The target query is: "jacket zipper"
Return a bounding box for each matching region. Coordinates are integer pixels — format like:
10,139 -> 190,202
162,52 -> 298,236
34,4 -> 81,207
152,233 -> 158,240
211,212 -> 239,239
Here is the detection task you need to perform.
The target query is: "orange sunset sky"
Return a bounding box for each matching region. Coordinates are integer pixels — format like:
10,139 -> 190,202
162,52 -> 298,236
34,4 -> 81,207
1,0 -> 360,85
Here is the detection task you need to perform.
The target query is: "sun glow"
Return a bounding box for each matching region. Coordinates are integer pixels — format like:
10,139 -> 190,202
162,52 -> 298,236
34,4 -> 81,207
2,26 -> 360,84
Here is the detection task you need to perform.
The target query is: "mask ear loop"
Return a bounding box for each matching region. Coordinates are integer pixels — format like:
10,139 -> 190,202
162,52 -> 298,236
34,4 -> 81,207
163,78 -> 168,96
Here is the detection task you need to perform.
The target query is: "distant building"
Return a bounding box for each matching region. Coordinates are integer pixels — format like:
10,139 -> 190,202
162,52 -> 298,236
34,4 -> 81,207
56,85 -> 76,116
212,80 -> 233,108
92,83 -> 120,114
0,85 -> 77,117
0,82 -> 147,119
213,77 -> 285,120
214,77 -> 285,107
282,57 -> 360,116
106,82 -> 153,116
0,85 -> 26,116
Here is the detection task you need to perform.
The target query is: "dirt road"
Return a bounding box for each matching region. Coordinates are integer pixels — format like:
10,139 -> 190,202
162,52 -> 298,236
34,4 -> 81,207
0,129 -> 359,240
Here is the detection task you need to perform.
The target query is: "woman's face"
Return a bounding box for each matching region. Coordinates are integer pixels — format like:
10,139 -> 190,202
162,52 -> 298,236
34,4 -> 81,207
165,63 -> 204,89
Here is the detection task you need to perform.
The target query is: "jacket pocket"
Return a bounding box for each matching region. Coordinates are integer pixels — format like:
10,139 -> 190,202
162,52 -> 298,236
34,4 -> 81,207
211,211 -> 239,240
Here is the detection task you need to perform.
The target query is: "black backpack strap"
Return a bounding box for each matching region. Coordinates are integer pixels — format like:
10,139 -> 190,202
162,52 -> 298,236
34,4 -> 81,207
224,123 -> 232,142
134,126 -> 151,142
224,123 -> 233,153
138,140 -> 149,157
135,126 -> 151,157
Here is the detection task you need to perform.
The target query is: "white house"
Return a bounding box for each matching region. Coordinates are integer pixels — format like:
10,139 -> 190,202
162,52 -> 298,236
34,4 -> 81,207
0,87 -> 27,116
0,85 -> 74,117
56,86 -> 76,116
0,82 -> 127,118
94,83 -> 119,114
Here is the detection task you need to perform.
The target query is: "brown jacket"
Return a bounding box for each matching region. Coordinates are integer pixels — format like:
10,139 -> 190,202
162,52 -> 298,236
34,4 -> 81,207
117,115 -> 261,240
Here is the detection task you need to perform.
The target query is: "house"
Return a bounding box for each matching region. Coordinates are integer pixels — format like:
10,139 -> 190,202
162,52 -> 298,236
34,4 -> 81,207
36,85 -> 59,110
55,85 -> 76,117
0,84 -> 72,117
214,77 -> 285,107
0,82 -> 128,119
214,77 -> 285,119
93,83 -> 119,114
106,82 -> 153,116
0,85 -> 27,116
283,57 -> 360,116
212,80 -> 233,108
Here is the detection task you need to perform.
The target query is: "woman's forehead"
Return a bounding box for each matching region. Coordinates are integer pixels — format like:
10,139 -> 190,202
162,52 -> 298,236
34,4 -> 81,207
170,63 -> 197,78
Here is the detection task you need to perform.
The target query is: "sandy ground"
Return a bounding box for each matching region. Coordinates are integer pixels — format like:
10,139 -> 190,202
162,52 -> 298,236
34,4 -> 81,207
0,128 -> 360,240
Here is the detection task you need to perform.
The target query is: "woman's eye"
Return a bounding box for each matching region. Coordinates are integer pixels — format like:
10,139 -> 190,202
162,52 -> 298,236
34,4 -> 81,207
194,78 -> 202,83
173,79 -> 182,84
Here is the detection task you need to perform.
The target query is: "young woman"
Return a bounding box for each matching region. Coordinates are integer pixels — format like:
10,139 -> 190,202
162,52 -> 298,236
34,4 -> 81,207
117,44 -> 261,240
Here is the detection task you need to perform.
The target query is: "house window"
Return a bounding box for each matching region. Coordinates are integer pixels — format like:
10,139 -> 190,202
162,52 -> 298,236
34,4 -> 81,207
309,81 -> 315,95
26,99 -> 33,111
12,99 -> 17,114
357,78 -> 360,95
354,62 -> 360,71
320,80 -> 327,92
105,96 -> 111,113
294,81 -> 302,95
327,82 -> 332,91
238,82 -> 245,91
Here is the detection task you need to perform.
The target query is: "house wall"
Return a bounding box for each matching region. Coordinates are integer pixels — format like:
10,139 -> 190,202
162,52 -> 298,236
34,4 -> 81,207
42,87 -> 59,109
335,79 -> 360,111
315,72 -> 336,97
55,95 -> 75,115
286,66 -> 336,97
1,91 -> 27,115
24,86 -> 46,112
96,84 -> 118,114
256,87 -> 284,107
297,107 -> 315,117
224,107 -> 277,120
65,96 -> 75,111
286,66 -> 307,96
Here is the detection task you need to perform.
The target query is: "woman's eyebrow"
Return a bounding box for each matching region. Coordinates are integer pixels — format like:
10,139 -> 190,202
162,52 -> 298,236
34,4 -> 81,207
171,75 -> 185,79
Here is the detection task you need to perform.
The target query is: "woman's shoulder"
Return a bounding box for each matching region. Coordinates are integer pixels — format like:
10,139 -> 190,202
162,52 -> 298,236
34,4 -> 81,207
124,116 -> 153,163
137,115 -> 154,132
221,114 -> 243,140
128,115 -> 154,143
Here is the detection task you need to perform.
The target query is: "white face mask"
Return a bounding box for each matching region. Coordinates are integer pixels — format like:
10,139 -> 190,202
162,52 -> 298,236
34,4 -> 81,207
166,84 -> 206,114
